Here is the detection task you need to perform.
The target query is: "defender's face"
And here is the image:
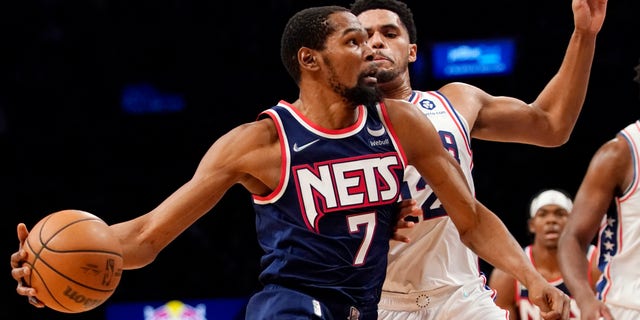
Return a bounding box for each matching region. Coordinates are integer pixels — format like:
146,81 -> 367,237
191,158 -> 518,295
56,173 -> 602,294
357,9 -> 416,84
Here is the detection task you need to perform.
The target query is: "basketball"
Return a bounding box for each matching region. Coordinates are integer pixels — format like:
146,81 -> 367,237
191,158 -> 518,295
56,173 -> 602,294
23,209 -> 124,313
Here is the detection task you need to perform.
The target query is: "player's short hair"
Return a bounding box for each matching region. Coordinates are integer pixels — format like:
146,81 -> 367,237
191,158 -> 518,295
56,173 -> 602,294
350,0 -> 417,44
281,6 -> 350,84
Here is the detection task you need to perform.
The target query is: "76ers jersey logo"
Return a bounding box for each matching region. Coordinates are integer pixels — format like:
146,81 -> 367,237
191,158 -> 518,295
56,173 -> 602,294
292,152 -> 402,232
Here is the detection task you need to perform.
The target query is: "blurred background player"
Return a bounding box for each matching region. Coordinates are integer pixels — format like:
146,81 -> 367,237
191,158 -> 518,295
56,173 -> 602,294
490,189 -> 600,320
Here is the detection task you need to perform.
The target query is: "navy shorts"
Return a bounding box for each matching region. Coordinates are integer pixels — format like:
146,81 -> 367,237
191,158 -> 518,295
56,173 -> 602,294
245,284 -> 376,320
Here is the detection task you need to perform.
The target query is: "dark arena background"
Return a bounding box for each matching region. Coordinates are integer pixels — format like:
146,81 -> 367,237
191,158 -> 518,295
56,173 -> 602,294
2,1 -> 639,319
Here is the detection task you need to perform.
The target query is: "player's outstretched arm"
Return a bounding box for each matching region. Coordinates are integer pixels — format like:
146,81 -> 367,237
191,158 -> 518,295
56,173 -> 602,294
10,117 -> 280,306
109,118 -> 279,270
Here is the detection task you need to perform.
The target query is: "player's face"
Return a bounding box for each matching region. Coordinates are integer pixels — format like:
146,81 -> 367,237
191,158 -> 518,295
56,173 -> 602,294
357,9 -> 416,85
321,12 -> 381,107
529,204 -> 570,249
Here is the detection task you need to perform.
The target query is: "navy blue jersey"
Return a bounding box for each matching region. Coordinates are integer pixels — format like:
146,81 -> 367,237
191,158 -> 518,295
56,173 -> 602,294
251,100 -> 406,317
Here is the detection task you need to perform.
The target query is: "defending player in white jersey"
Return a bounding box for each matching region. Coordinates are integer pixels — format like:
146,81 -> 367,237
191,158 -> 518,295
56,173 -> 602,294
349,0 -> 608,319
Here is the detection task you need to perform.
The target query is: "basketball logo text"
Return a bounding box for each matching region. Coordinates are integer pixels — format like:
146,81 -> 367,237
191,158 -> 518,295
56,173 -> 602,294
63,286 -> 103,309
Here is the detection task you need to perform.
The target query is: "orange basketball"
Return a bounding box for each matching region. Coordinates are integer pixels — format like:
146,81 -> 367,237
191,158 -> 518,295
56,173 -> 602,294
23,209 -> 124,313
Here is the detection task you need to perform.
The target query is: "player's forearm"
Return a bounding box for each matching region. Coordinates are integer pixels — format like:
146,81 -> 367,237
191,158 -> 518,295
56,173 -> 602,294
532,30 -> 597,145
459,203 -> 539,287
558,234 -> 595,304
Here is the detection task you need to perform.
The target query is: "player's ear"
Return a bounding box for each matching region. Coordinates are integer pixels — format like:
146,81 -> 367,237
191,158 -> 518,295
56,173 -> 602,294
408,43 -> 417,63
298,48 -> 319,71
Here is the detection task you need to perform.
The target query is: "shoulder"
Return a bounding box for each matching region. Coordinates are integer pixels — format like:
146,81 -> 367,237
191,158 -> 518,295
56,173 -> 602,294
437,82 -> 489,120
592,135 -> 631,168
438,82 -> 487,104
584,135 -> 633,191
205,117 -> 281,192
208,118 -> 279,169
229,117 -> 278,144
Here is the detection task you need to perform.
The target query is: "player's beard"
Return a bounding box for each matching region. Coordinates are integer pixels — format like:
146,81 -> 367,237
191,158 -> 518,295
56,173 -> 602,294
327,63 -> 382,108
342,76 -> 382,108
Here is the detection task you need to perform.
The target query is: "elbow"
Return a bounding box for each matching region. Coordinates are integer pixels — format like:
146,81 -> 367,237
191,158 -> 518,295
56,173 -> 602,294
119,232 -> 161,270
125,257 -> 157,270
453,203 -> 484,251
546,133 -> 571,147
530,108 -> 575,147
536,127 -> 572,147
122,245 -> 159,270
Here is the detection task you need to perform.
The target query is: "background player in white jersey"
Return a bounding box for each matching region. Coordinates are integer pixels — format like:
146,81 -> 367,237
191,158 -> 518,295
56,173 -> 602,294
349,0 -> 607,319
489,189 -> 600,320
558,60 -> 640,320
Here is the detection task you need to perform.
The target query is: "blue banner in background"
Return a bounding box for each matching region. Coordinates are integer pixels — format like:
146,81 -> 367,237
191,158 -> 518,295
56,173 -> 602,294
432,38 -> 516,79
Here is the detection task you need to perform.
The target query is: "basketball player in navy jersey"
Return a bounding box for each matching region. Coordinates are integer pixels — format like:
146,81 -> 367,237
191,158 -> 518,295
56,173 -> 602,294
489,189 -> 600,320
349,0 -> 606,319
558,60 -> 640,320
11,6 -> 570,320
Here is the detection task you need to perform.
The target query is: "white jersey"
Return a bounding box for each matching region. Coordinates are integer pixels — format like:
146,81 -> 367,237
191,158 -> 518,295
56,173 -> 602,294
383,90 -> 481,293
596,120 -> 640,311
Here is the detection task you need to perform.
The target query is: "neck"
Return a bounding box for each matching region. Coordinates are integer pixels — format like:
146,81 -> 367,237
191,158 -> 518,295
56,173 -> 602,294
530,244 -> 561,278
292,97 -> 360,130
380,84 -> 413,101
378,71 -> 414,101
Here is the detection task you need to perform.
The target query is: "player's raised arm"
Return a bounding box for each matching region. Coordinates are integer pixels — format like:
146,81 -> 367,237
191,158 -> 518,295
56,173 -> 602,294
459,0 -> 606,147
